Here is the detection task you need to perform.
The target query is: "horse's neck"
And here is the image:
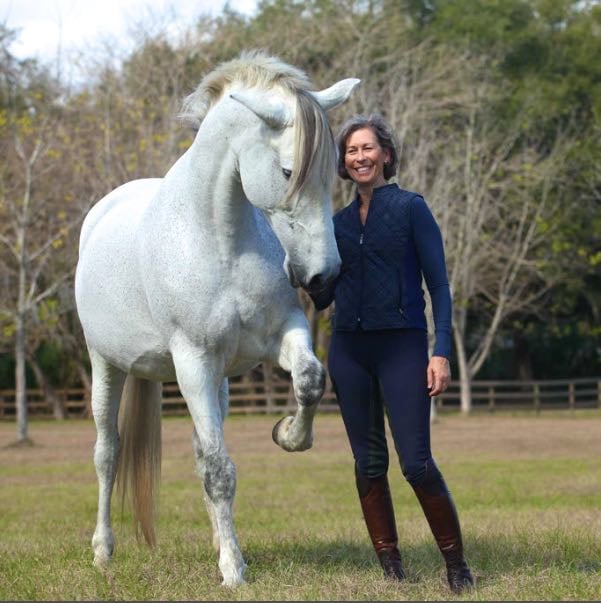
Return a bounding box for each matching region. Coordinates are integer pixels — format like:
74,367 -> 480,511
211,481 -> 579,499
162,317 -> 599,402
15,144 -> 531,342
157,117 -> 257,249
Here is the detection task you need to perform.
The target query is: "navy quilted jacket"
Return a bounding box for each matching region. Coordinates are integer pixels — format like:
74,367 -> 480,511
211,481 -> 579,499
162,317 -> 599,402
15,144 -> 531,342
312,183 -> 452,358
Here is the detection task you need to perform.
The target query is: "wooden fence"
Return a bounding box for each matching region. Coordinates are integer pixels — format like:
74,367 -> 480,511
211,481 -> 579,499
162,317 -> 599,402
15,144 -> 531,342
0,376 -> 599,419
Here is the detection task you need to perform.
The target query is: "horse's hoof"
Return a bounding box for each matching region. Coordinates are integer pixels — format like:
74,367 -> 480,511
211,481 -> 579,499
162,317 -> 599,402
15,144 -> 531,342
92,532 -> 114,569
93,553 -> 111,569
272,416 -> 313,452
221,575 -> 246,588
220,560 -> 247,587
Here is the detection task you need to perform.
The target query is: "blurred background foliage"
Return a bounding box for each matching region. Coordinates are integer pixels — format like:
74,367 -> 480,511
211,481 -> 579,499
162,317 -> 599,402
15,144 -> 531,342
0,0 -> 599,401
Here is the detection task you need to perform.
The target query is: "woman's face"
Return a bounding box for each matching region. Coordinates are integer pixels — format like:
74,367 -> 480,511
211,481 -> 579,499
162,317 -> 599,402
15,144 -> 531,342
343,127 -> 390,188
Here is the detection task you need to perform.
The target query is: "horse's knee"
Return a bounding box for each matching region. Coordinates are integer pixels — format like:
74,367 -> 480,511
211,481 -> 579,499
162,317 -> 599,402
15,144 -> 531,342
192,428 -> 202,459
294,357 -> 325,406
94,434 -> 120,475
204,452 -> 236,503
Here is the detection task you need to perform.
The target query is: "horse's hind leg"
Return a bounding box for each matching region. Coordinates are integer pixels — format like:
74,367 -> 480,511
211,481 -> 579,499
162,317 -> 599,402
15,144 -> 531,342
172,342 -> 244,586
89,348 -> 126,567
192,378 -> 229,553
272,312 -> 325,452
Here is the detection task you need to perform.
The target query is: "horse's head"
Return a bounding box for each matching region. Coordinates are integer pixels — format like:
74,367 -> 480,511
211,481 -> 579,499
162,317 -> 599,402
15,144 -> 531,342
230,75 -> 360,294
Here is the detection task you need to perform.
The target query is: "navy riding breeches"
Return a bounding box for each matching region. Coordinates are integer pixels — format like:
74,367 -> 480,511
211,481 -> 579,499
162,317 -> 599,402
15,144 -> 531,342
328,328 -> 446,492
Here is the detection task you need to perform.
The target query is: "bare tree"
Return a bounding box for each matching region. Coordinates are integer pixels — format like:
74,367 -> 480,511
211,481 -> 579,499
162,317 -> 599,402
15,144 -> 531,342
429,108 -> 568,411
0,106 -> 83,442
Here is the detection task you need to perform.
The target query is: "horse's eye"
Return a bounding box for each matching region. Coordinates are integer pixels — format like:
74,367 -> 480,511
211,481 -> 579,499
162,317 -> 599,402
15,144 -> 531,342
282,168 -> 292,180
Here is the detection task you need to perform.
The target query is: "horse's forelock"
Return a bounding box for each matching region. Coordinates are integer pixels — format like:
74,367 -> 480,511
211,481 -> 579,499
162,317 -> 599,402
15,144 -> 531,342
179,50 -> 312,127
286,91 -> 336,204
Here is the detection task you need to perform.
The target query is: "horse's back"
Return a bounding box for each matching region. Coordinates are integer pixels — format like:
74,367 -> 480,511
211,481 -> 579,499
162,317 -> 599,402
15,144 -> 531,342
78,179 -> 162,253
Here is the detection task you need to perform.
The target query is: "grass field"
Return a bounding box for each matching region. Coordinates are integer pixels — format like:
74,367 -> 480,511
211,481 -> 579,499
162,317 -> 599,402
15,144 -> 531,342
1,411 -> 600,601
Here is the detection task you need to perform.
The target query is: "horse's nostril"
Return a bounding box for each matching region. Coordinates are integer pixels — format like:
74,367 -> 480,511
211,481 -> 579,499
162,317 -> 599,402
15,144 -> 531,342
307,274 -> 325,292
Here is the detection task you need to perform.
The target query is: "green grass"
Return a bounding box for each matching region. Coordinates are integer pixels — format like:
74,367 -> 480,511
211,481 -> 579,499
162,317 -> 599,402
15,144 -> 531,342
0,413 -> 600,600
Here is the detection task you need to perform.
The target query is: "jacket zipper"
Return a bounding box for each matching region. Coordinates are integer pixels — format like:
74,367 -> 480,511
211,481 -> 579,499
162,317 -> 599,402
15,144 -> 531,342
357,198 -> 370,327
358,228 -> 364,325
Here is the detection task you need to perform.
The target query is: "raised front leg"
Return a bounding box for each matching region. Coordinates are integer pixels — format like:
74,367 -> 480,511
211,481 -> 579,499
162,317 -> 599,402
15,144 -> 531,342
88,348 -> 127,567
271,312 -> 325,452
172,340 -> 245,587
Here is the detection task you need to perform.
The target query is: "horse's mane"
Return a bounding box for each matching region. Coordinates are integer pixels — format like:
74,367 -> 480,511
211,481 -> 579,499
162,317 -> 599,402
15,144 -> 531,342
180,50 -> 336,203
180,50 -> 313,127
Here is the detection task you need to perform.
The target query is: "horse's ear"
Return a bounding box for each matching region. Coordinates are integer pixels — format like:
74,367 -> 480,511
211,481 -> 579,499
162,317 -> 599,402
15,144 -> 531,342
230,90 -> 293,129
310,78 -> 361,112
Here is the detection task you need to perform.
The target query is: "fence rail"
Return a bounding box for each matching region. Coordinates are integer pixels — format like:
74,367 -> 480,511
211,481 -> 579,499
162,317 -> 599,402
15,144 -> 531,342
0,376 -> 599,419
435,377 -> 601,413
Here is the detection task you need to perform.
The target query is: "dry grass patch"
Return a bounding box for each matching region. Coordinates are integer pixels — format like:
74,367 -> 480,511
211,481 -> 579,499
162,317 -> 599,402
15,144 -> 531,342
1,411 -> 600,600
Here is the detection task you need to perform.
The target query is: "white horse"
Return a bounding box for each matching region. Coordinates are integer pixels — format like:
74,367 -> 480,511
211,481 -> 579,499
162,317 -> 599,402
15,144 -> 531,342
74,51 -> 359,586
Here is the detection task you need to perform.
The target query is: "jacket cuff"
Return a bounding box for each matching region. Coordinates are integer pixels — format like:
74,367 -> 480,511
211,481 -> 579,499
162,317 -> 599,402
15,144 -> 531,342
433,334 -> 451,359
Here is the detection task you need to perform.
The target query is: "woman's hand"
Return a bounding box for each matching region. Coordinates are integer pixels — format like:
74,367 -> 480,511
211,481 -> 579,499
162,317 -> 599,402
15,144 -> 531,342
427,356 -> 451,397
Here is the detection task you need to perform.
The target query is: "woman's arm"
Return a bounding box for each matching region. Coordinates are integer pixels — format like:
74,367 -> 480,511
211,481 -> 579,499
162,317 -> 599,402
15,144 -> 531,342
411,195 -> 452,395
410,195 -> 453,361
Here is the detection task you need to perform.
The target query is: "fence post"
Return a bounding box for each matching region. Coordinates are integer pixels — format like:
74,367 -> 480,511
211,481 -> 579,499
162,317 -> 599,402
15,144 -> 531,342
264,362 -> 275,412
598,379 -> 601,409
533,383 -> 540,415
568,381 -> 575,414
488,386 -> 495,413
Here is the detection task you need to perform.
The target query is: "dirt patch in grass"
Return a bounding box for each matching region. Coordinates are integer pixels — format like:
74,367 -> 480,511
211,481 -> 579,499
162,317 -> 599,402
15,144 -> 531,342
426,412 -> 601,461
1,412 -> 599,471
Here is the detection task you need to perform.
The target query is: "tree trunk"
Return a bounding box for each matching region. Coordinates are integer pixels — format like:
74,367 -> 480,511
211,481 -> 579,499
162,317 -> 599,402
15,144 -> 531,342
75,360 -> 93,418
513,330 -> 533,380
29,356 -> 66,420
14,139 -> 34,444
14,312 -> 30,443
453,327 -> 472,414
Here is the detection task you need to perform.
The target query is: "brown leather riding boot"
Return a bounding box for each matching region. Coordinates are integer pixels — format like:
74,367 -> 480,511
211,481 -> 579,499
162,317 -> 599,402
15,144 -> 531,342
412,485 -> 474,594
355,466 -> 405,581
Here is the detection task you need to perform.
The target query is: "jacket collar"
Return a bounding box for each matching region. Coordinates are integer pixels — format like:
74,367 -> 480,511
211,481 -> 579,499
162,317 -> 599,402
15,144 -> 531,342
352,182 -> 398,206
350,183 -> 399,226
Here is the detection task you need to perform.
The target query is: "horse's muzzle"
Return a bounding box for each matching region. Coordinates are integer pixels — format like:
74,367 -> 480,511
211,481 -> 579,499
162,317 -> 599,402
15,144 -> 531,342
304,273 -> 330,294
285,257 -> 340,293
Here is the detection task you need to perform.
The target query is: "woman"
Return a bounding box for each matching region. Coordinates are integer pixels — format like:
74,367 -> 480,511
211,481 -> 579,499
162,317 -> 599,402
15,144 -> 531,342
311,114 -> 474,593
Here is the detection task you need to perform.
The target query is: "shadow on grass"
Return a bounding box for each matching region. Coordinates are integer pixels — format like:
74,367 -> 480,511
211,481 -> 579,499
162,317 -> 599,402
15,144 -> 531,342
239,534 -> 601,586
4,437 -> 35,449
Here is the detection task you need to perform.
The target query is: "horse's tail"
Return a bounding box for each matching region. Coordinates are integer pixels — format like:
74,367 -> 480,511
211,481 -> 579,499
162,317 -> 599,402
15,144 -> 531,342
116,375 -> 162,547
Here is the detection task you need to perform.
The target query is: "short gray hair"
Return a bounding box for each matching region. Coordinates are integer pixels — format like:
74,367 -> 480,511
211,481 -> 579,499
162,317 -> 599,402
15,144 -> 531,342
336,113 -> 399,181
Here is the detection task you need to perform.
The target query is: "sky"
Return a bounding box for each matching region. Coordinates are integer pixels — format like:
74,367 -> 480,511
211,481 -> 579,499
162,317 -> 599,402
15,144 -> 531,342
2,0 -> 258,62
